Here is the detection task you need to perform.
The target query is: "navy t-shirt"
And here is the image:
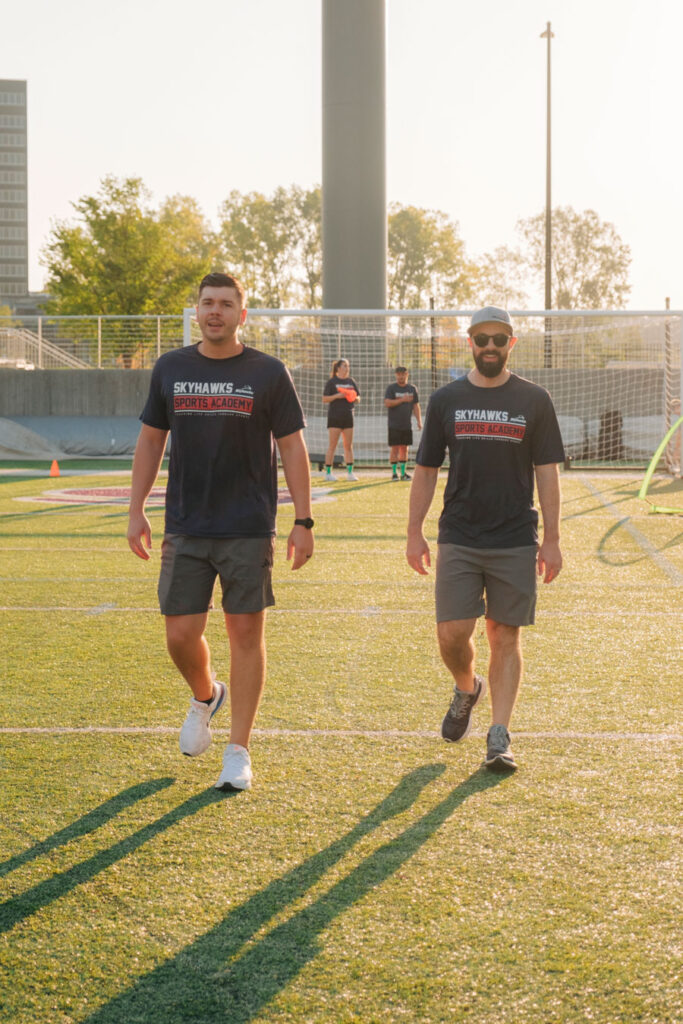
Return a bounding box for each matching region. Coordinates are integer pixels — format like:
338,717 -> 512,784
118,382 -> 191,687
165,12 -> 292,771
385,382 -> 419,430
323,376 -> 360,428
416,373 -> 565,548
141,344 -> 306,537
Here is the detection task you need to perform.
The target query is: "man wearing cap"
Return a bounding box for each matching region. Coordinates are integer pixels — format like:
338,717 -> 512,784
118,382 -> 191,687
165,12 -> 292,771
406,306 -> 564,771
384,366 -> 422,480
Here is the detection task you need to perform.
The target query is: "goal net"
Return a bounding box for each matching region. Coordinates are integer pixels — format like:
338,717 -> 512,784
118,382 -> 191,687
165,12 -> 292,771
184,309 -> 683,474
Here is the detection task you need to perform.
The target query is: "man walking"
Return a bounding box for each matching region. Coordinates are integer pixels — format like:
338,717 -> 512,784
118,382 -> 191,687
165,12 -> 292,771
384,366 -> 422,480
406,306 -> 564,771
127,272 -> 314,791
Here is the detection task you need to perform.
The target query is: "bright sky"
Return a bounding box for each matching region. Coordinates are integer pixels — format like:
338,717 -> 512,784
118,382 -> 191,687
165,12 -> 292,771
2,0 -> 680,309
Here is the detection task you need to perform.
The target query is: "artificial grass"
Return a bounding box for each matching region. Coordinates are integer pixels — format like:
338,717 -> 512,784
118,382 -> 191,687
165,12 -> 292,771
0,469 -> 681,1023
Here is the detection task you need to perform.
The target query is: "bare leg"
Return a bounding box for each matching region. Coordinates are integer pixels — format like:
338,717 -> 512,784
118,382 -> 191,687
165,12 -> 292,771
165,613 -> 213,700
325,427 -> 342,466
224,610 -> 267,749
437,618 -> 478,691
486,619 -> 523,727
341,427 -> 354,465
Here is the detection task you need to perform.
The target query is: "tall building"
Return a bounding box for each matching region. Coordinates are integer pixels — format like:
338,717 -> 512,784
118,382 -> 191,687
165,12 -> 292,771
0,79 -> 28,309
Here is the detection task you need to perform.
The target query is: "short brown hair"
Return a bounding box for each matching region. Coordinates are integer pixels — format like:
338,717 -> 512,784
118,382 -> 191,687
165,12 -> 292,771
198,272 -> 246,306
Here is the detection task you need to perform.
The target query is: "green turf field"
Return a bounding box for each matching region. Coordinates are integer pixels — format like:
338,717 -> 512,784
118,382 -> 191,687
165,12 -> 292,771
0,467 -> 681,1024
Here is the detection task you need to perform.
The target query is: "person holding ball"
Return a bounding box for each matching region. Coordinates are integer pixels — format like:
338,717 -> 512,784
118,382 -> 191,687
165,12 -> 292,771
322,358 -> 361,481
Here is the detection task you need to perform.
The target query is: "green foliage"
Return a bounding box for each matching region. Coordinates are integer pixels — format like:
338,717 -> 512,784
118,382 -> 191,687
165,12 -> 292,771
471,244 -> 531,309
39,177 -> 633,316
40,176 -> 219,317
388,204 -> 476,309
517,205 -> 632,309
218,185 -> 322,308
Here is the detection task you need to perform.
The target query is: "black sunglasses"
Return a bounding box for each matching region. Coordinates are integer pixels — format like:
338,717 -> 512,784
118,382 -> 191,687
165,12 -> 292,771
472,333 -> 510,348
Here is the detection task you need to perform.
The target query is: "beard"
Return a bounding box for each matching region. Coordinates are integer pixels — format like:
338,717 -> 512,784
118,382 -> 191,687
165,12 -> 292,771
473,349 -> 508,378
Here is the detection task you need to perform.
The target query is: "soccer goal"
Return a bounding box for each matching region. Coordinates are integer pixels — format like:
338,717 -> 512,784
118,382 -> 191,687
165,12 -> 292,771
183,308 -> 683,474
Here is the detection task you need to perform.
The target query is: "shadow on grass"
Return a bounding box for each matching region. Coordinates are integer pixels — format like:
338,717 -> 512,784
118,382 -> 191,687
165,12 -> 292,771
0,781 -> 222,935
0,777 -> 174,879
83,765 -> 509,1024
597,518 -> 683,567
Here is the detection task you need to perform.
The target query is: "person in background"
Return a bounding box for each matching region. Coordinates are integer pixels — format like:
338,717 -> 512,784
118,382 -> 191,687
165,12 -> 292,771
384,366 -> 422,480
322,358 -> 360,481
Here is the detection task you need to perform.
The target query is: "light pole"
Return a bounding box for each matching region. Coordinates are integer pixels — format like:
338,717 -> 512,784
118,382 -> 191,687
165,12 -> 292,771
541,21 -> 554,367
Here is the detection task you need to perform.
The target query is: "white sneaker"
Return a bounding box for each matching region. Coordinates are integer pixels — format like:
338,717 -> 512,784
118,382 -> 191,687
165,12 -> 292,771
326,474 -> 337,483
179,680 -> 227,757
215,744 -> 253,791
347,473 -> 359,481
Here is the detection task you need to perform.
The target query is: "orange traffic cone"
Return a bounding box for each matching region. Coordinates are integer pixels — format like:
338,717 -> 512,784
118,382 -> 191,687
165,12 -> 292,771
49,460 -> 60,478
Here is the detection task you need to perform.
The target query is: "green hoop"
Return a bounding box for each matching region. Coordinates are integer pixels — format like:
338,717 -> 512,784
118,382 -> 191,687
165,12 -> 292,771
637,413 -> 683,514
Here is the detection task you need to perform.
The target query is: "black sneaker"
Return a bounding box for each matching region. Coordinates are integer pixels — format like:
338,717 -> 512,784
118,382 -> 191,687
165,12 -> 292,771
483,724 -> 518,772
441,674 -> 486,742
401,472 -> 412,480
391,472 -> 400,481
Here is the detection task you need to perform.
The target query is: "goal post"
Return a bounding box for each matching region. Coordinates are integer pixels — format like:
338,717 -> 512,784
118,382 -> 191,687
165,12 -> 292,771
182,308 -> 683,476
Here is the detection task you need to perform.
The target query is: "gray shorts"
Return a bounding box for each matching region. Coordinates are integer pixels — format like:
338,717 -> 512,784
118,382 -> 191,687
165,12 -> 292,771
435,543 -> 537,626
158,534 -> 275,616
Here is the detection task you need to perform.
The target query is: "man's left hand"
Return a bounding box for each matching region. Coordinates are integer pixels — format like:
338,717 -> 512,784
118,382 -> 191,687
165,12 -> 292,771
537,539 -> 562,583
287,525 -> 314,570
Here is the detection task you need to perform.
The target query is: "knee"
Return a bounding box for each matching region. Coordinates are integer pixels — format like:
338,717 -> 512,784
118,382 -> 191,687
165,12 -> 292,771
226,614 -> 264,650
437,620 -> 474,658
486,620 -> 521,651
165,617 -> 201,654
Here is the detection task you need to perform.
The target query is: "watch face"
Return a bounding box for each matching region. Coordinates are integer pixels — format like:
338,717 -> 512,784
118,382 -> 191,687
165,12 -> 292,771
296,517 -> 314,529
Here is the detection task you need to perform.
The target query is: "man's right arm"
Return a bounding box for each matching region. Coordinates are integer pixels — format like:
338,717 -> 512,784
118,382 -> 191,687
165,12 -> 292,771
127,424 -> 169,560
406,464 -> 439,575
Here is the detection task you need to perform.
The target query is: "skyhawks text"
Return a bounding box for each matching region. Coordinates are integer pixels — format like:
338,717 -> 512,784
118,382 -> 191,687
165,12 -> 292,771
172,380 -> 254,416
454,408 -> 527,443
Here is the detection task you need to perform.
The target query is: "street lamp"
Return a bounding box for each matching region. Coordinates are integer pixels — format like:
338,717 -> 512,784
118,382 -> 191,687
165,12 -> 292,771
541,21 -> 554,367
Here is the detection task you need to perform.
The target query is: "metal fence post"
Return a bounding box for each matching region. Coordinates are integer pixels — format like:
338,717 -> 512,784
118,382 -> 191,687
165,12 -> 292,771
37,317 -> 42,369
97,317 -> 102,368
183,307 -> 193,347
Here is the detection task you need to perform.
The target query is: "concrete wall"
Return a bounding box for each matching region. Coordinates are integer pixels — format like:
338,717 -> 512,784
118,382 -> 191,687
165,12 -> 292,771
0,369 -> 151,416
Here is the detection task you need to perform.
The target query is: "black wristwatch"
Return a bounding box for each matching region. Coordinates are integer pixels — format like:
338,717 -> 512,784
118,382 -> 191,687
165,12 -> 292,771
294,517 -> 315,529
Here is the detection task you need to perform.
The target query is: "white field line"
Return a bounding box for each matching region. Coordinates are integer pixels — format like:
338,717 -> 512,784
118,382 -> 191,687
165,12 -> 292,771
0,605 -> 676,617
1,725 -> 680,742
580,475 -> 683,586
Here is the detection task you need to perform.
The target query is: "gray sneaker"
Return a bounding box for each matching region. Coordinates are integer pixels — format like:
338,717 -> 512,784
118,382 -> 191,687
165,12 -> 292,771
483,724 -> 518,772
441,674 -> 486,742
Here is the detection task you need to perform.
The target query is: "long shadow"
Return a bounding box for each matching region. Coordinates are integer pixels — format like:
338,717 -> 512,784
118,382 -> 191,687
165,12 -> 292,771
597,519 -> 683,567
0,778 -> 174,879
0,783 -> 222,934
84,766 -> 507,1024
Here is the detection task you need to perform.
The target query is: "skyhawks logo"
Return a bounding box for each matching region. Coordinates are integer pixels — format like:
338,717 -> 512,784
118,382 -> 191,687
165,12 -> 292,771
454,409 -> 527,443
173,380 -> 255,416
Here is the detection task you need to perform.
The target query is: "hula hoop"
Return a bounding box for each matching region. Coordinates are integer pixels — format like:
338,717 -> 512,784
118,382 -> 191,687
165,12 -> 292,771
637,413 -> 683,515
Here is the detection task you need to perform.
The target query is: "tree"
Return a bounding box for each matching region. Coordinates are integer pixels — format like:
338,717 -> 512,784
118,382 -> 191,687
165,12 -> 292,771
387,204 -> 476,309
41,176 -> 218,316
288,185 -> 322,308
517,206 -> 631,309
471,245 -> 530,309
218,187 -> 296,308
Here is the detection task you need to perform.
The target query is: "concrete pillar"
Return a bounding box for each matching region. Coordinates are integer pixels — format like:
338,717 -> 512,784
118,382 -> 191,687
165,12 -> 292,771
322,0 -> 386,310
